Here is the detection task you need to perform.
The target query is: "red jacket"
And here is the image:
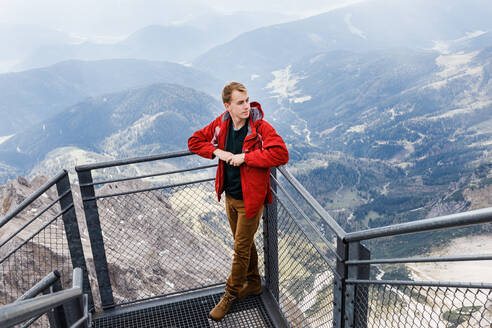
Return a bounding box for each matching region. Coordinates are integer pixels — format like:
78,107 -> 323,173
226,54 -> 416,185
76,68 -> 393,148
188,102 -> 289,218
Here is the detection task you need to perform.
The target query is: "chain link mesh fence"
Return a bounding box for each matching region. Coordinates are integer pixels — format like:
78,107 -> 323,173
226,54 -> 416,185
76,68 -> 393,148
272,170 -> 340,259
94,178 -> 265,305
0,180 -> 75,327
273,192 -> 336,327
280,163 -> 353,235
87,162 -> 339,326
352,282 -> 492,328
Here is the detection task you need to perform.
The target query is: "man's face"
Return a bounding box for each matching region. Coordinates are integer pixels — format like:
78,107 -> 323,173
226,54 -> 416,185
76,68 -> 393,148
225,90 -> 250,121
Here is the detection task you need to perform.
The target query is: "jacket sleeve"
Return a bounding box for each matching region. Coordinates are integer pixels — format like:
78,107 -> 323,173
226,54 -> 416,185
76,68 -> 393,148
245,121 -> 289,168
188,117 -> 220,159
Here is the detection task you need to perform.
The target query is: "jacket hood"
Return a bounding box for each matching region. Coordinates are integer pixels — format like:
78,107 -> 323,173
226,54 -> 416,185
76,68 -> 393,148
221,101 -> 264,123
249,101 -> 264,123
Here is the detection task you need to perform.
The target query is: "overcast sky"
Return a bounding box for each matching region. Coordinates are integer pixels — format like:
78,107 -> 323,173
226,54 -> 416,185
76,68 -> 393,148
0,0 -> 366,39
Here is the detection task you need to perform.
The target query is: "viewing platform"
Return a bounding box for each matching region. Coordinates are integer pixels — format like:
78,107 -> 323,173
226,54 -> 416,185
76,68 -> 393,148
1,150 -> 491,327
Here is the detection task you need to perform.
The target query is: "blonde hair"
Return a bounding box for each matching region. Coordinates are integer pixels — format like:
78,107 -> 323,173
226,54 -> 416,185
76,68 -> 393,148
222,82 -> 247,104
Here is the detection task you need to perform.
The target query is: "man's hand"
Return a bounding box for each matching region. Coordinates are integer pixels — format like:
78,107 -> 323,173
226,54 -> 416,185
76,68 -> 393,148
227,153 -> 245,167
213,149 -> 233,162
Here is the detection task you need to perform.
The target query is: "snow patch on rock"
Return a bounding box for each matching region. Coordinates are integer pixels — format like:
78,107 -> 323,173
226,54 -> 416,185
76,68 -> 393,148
250,74 -> 260,80
0,134 -> 14,145
432,30 -> 487,55
266,65 -> 305,100
344,13 -> 367,40
346,123 -> 366,133
293,95 -> 312,103
436,51 -> 480,79
427,100 -> 492,120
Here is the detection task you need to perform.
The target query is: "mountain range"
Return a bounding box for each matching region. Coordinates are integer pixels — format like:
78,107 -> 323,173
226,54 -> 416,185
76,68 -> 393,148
0,23 -> 70,66
0,59 -> 221,135
267,37 -> 492,237
194,0 -> 492,82
13,12 -> 296,71
1,0 -> 491,257
0,83 -> 220,180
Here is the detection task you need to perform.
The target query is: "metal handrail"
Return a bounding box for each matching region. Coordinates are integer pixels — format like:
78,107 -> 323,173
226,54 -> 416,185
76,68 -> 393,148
80,164 -> 217,187
16,270 -> 61,302
277,166 -> 346,238
344,206 -> 492,242
73,150 -> 346,241
15,270 -> 62,328
0,204 -> 74,264
0,170 -> 68,229
0,268 -> 86,328
345,278 -> 492,289
75,150 -> 193,172
346,253 -> 492,265
0,189 -> 71,249
81,177 -> 215,201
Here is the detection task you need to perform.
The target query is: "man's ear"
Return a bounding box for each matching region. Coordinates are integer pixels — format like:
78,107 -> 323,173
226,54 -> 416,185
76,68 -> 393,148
224,102 -> 230,111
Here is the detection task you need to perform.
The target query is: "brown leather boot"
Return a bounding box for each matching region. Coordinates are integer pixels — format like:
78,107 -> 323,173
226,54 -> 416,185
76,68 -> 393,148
209,291 -> 236,321
237,281 -> 262,300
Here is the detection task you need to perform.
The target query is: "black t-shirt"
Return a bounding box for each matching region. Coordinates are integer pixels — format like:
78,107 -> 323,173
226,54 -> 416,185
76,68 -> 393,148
224,119 -> 248,200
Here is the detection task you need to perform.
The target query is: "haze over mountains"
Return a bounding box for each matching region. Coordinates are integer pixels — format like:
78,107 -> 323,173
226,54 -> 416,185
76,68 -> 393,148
1,0 -> 492,247
194,0 -> 492,82
8,12 -> 296,72
0,24 -> 70,67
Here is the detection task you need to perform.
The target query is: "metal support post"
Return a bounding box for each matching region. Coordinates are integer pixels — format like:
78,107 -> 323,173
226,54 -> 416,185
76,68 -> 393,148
43,279 -> 67,328
55,171 -> 94,310
263,167 -> 280,301
333,237 -> 347,328
344,242 -> 370,328
76,169 -> 115,310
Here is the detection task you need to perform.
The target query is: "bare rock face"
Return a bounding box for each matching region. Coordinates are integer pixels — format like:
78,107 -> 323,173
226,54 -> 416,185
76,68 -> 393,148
17,176 -> 30,187
464,184 -> 492,211
425,200 -> 469,219
0,175 -> 53,216
1,175 -> 70,308
1,190 -> 11,216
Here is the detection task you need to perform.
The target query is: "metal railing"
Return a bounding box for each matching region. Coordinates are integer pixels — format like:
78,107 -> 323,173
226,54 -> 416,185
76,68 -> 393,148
73,150 -> 347,326
75,150 -> 266,310
262,166 -> 343,327
1,150 -> 491,327
14,270 -> 62,328
75,150 -> 492,327
0,268 -> 90,328
339,208 -> 492,328
0,170 -> 92,327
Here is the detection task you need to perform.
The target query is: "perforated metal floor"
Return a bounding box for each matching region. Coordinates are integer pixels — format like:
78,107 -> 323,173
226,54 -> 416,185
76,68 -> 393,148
93,293 -> 275,328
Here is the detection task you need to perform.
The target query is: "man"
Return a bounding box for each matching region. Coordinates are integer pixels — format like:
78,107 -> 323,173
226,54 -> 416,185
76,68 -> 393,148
188,82 -> 289,321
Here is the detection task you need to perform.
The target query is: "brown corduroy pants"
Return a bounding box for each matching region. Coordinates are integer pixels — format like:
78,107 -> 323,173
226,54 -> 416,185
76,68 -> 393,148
224,194 -> 264,296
